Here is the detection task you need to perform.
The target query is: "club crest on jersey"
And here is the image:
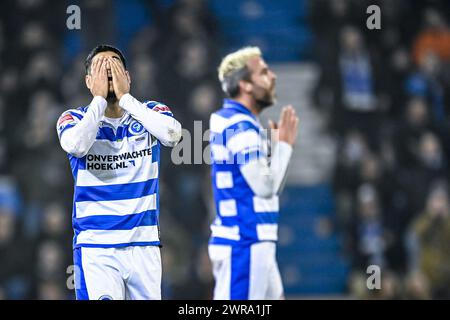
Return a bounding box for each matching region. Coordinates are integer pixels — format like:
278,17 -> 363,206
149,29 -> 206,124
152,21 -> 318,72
129,121 -> 145,135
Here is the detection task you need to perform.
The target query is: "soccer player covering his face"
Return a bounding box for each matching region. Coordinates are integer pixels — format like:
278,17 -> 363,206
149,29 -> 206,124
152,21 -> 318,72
56,45 -> 182,300
208,47 -> 299,299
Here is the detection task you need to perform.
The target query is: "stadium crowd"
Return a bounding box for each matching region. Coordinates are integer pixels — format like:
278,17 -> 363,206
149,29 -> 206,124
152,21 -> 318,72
311,0 -> 450,299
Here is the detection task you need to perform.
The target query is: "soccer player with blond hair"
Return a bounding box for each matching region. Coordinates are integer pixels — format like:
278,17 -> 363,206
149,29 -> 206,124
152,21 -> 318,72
208,47 -> 299,299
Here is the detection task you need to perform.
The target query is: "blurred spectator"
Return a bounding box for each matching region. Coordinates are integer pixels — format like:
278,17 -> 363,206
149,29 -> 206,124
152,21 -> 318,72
37,279 -> 68,300
315,0 -> 450,299
129,53 -> 158,101
413,9 -> 450,65
0,177 -> 33,299
315,25 -> 386,150
403,271 -> 431,299
394,98 -> 432,167
406,52 -> 449,126
353,184 -> 386,269
412,182 -> 450,298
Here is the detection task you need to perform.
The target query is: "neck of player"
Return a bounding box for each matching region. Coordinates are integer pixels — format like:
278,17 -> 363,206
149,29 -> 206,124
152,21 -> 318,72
105,100 -> 124,118
234,96 -> 261,117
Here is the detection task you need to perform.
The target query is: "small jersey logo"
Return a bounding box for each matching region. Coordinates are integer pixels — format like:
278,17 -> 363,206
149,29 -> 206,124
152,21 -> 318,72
58,114 -> 75,127
98,295 -> 113,300
152,104 -> 171,113
129,121 -> 145,135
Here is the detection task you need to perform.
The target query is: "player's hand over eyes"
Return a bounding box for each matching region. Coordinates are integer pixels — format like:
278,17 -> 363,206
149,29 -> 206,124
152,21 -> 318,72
88,57 -> 108,99
109,58 -> 130,100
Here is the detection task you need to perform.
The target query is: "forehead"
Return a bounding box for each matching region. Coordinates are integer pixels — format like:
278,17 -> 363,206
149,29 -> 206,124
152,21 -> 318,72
246,56 -> 268,72
93,51 -> 121,61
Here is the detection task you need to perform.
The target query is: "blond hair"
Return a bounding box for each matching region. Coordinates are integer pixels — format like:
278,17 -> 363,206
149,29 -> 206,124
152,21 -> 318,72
217,47 -> 262,95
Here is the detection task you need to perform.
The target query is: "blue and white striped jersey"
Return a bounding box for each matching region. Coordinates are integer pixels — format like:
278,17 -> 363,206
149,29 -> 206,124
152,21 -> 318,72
57,101 -> 173,248
209,99 -> 279,246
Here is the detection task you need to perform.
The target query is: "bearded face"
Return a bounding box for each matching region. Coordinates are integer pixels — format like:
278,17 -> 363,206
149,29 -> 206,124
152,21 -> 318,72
246,56 -> 277,111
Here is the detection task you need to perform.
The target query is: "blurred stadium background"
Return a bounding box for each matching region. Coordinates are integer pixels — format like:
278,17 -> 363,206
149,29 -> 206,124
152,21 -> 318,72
0,0 -> 450,299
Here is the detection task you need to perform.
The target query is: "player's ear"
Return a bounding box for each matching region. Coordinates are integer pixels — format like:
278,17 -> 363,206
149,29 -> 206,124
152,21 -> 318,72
85,74 -> 92,90
125,70 -> 131,85
239,80 -> 252,94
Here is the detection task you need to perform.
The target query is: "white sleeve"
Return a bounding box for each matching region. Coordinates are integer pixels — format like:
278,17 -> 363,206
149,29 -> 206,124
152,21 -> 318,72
118,93 -> 182,147
240,141 -> 293,198
58,96 -> 107,158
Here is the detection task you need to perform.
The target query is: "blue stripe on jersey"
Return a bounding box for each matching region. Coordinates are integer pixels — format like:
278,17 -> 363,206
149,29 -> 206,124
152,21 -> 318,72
69,111 -> 83,121
210,122 -> 260,147
254,213 -> 279,224
116,126 -> 128,139
69,155 -> 87,181
214,107 -> 238,119
78,156 -> 87,170
208,236 -> 276,246
218,212 -> 278,227
214,100 -> 257,122
145,101 -> 159,108
59,123 -> 76,138
209,237 -> 237,246
75,210 -> 158,231
151,141 -> 160,163
224,121 -> 260,136
75,178 -> 157,202
96,126 -> 116,141
232,150 -> 265,166
73,247 -> 89,300
77,241 -> 160,249
223,99 -> 254,116
96,125 -> 152,142
230,245 -> 250,299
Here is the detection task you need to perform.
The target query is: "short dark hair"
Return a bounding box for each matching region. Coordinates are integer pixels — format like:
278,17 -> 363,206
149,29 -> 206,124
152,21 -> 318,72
221,67 -> 251,98
85,44 -> 127,75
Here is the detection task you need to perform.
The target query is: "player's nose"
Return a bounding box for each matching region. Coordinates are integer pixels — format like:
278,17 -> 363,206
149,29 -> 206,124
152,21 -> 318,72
270,70 -> 277,81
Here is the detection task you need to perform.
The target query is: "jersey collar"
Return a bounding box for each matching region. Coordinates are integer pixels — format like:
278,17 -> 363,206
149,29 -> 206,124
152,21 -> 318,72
223,99 -> 257,119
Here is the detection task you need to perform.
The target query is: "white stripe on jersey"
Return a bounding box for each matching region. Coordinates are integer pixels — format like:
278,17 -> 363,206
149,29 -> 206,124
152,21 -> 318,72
76,194 -> 157,219
76,225 -> 160,245
253,196 -> 279,213
210,145 -> 230,162
218,199 -> 238,217
210,225 -> 241,241
226,130 -> 261,155
210,113 -> 260,134
215,171 -> 233,189
256,224 -> 278,241
88,137 -> 157,154
77,161 -> 159,187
